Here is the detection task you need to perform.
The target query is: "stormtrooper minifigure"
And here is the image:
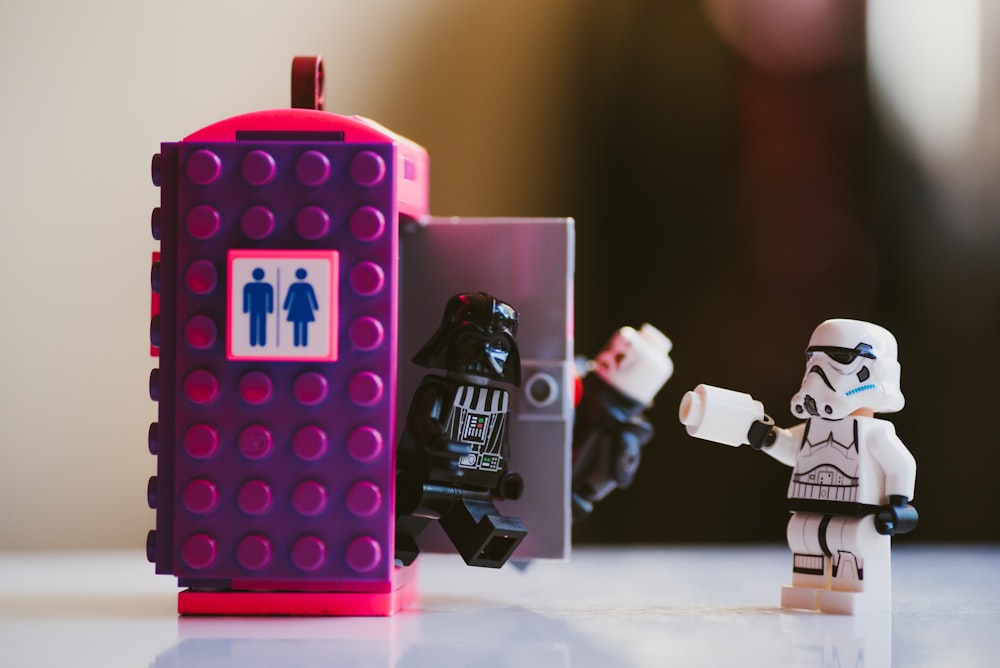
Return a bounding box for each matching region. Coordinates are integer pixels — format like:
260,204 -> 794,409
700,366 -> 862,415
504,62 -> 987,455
680,319 -> 917,614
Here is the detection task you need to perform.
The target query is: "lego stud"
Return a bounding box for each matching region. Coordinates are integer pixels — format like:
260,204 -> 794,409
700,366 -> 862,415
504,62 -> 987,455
184,315 -> 217,350
185,260 -> 218,295
150,315 -> 161,349
291,481 -> 328,516
295,150 -> 331,186
294,206 -> 331,240
182,479 -> 219,514
181,534 -> 217,569
346,426 -> 383,462
349,206 -> 386,242
148,368 -> 160,402
183,424 -> 219,459
348,261 -> 385,297
237,535 -> 272,570
291,536 -> 327,572
150,153 -> 162,187
184,370 -> 220,405
239,371 -> 274,405
348,371 -> 384,407
147,476 -> 158,509
240,205 -> 276,240
237,480 -> 273,515
346,481 -> 382,517
150,207 -> 161,241
145,530 -> 157,563
293,371 -> 329,406
350,151 -> 386,187
348,316 -> 385,351
186,149 -> 223,186
150,259 -> 161,293
238,425 -> 273,460
186,205 -> 221,240
292,425 -> 328,461
240,150 -> 277,186
147,422 -> 159,455
345,536 -> 381,573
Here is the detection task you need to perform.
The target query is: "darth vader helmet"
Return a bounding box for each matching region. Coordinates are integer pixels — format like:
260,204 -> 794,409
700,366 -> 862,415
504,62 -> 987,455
412,292 -> 522,386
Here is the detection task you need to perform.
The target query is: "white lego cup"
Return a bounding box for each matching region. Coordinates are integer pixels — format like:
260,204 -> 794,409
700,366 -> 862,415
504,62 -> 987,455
678,384 -> 765,447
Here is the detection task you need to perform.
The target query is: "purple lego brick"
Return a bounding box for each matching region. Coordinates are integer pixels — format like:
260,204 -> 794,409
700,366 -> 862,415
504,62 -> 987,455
152,140 -> 399,587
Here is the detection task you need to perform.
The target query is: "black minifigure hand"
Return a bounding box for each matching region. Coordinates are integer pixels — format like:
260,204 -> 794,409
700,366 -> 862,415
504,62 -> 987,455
497,472 -> 524,500
746,415 -> 776,450
425,434 -> 475,480
613,429 -> 643,488
427,433 -> 473,461
875,495 -> 919,536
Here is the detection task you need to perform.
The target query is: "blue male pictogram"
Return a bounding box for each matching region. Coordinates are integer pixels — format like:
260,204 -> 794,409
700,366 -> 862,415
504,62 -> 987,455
243,268 -> 274,346
283,268 -> 319,346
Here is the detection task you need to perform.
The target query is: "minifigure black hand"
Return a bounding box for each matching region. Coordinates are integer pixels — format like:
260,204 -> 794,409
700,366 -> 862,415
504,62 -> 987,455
613,430 -> 643,488
497,472 -> 524,500
427,433 -> 472,459
875,495 -> 919,536
746,415 -> 776,450
427,434 -> 474,475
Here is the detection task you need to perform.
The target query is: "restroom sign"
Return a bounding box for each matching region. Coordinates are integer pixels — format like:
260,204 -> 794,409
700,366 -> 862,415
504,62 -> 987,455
227,249 -> 339,361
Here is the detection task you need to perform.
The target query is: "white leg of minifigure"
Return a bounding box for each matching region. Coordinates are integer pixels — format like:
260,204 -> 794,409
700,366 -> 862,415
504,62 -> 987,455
781,512 -> 826,611
818,516 -> 891,615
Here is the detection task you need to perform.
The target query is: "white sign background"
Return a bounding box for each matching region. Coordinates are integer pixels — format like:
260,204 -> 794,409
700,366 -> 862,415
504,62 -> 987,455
227,249 -> 339,361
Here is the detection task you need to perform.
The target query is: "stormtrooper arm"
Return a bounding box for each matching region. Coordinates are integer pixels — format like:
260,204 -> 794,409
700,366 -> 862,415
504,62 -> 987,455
869,420 -> 918,535
759,422 -> 805,468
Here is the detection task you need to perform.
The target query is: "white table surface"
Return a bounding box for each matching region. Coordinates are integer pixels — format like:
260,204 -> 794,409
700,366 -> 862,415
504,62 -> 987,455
1,545 -> 997,667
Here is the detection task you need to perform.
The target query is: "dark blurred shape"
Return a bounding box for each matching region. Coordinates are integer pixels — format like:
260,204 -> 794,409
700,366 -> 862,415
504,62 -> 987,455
703,0 -> 865,75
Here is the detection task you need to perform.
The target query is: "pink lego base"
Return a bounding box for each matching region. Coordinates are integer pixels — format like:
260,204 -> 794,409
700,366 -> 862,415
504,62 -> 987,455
178,564 -> 418,616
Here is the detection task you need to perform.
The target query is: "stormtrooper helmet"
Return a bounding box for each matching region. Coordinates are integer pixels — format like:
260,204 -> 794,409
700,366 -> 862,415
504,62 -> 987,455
790,319 -> 903,420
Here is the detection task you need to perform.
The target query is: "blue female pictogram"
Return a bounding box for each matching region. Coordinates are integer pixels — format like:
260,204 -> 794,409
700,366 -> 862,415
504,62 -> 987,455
283,268 -> 319,346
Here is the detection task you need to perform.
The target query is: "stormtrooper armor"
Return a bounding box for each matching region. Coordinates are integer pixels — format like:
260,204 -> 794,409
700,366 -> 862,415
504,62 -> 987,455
679,319 -> 917,614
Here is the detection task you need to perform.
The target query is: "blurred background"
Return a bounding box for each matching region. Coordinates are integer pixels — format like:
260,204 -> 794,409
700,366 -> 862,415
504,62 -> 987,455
2,0 -> 998,549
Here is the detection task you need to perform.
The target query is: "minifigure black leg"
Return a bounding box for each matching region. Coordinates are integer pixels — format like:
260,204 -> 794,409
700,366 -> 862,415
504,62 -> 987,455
439,500 -> 526,568
394,514 -> 432,566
